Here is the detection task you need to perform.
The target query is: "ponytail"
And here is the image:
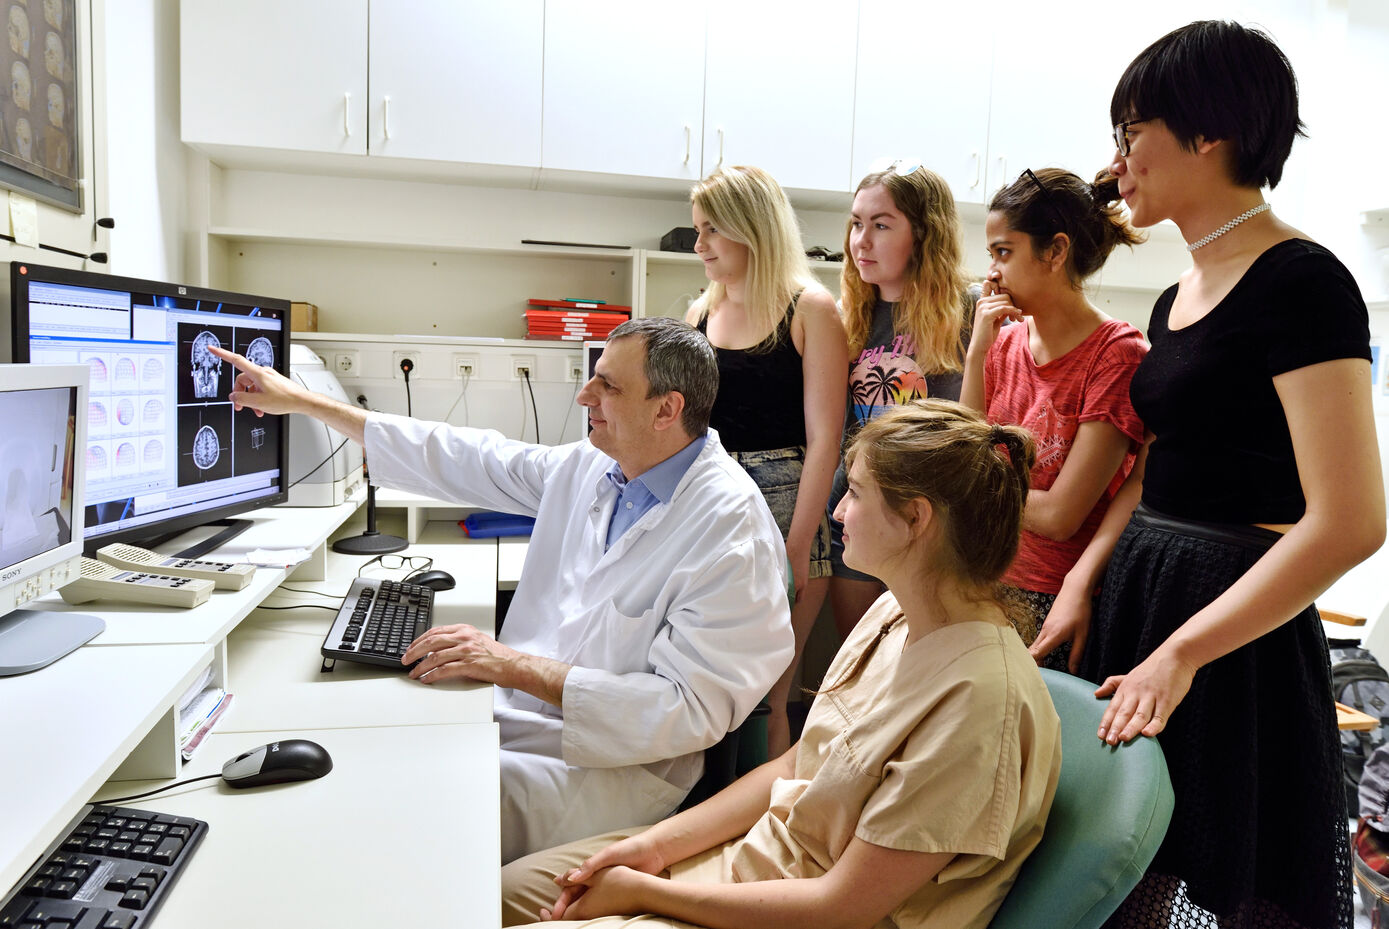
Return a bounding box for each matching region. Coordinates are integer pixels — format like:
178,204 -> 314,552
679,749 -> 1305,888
990,167 -> 1146,287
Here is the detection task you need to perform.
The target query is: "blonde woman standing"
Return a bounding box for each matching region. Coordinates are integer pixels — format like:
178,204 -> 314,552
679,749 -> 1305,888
682,165 -> 847,757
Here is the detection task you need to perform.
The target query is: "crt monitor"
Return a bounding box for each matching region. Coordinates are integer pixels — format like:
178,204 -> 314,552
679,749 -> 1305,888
7,262 -> 291,557
0,362 -> 103,675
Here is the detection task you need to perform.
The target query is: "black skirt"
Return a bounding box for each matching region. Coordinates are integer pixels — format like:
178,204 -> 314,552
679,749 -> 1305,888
1081,505 -> 1353,929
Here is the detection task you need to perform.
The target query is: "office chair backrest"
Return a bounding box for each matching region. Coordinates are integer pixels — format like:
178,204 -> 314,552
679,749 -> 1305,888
989,669 -> 1174,929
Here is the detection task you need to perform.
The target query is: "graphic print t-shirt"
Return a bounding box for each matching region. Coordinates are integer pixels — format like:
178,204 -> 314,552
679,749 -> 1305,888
847,296 -> 973,441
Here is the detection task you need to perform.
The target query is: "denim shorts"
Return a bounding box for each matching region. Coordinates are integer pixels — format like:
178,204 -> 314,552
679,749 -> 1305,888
826,462 -> 881,583
728,445 -> 831,580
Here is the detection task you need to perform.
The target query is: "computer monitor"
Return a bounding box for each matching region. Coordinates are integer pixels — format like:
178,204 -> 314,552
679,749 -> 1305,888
0,362 -> 103,675
6,262 -> 292,557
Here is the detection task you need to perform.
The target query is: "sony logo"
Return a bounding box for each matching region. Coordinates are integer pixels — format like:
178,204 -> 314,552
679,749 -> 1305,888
1,567 -> 23,583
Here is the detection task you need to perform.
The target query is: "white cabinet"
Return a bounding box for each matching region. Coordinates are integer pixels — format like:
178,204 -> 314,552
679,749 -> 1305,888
701,0 -> 858,192
851,1 -> 991,203
180,0 -> 542,168
542,3 -> 706,181
181,0 -> 369,155
368,0 -> 542,166
984,0 -> 1208,198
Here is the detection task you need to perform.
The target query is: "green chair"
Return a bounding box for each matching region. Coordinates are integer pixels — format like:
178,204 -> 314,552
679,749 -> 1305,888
989,669 -> 1175,929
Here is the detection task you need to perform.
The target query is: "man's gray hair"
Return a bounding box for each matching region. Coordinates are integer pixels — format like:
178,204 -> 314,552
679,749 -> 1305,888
607,317 -> 718,437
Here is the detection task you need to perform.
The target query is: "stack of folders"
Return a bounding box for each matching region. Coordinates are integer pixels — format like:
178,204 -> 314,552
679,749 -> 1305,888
176,667 -> 233,762
525,298 -> 630,342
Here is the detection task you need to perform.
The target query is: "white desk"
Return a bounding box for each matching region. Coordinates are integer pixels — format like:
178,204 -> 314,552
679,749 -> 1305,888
224,534 -> 497,732
99,723 -> 500,928
0,643 -> 213,894
499,538 -> 527,592
0,506 -> 506,923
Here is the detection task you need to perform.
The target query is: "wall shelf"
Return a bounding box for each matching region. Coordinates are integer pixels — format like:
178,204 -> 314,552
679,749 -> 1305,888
206,227 -> 636,261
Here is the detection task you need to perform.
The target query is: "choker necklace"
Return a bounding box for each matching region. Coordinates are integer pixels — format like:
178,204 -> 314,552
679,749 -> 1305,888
1186,203 -> 1271,252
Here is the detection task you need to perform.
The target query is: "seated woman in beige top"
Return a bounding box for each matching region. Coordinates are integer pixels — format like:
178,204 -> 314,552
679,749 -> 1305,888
502,399 -> 1062,929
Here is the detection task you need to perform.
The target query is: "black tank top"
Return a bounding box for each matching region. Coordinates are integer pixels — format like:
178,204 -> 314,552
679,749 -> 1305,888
697,300 -> 806,452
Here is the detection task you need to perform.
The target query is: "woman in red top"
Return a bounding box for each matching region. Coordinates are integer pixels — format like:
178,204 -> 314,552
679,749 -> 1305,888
960,167 -> 1145,671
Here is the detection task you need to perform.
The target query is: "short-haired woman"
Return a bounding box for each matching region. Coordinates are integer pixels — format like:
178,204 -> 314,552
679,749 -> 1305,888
1065,20 -> 1384,928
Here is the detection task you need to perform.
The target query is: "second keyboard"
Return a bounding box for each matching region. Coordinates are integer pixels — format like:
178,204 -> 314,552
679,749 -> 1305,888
320,577 -> 435,669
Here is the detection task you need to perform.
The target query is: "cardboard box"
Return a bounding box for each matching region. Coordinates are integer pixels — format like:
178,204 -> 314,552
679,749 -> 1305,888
290,301 -> 318,332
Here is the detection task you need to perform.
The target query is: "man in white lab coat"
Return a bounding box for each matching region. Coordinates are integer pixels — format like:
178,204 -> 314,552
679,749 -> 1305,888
210,318 -> 793,862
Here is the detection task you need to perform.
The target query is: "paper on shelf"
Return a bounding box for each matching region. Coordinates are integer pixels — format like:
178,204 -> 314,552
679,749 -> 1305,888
242,547 -> 313,567
176,666 -> 215,715
180,692 -> 233,762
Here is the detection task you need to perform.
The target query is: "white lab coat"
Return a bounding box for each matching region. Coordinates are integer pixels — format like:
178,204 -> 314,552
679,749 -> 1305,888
364,415 -> 793,860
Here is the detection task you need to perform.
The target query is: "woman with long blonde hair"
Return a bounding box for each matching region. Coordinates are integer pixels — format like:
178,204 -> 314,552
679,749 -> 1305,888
684,164 -> 848,757
829,162 -> 978,638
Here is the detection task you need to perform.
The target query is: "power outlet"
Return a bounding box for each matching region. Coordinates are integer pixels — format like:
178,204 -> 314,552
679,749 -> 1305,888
333,352 -> 359,376
512,355 -> 537,380
568,355 -> 585,382
452,353 -> 478,379
392,351 -> 417,379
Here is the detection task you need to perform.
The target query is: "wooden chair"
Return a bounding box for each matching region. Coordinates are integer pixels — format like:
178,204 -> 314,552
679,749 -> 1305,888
1324,609 -> 1377,731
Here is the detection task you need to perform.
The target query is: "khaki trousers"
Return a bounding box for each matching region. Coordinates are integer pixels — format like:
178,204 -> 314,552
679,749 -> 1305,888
502,827 -> 731,928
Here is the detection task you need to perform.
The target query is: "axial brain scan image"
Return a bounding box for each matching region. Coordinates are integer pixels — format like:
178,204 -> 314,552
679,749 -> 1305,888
192,425 -> 219,470
190,331 -> 222,399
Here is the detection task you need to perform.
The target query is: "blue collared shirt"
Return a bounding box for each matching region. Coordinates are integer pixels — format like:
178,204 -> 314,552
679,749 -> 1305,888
604,434 -> 708,549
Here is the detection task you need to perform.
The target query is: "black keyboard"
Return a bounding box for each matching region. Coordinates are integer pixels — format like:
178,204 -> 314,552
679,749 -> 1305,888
1,804 -> 207,928
320,577 -> 435,670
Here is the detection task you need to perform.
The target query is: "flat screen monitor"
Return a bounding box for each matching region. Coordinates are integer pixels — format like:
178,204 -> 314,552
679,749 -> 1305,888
7,262 -> 291,556
0,362 -> 102,675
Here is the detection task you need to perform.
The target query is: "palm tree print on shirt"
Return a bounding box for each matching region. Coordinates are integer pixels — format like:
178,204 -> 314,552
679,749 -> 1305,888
850,334 -> 925,427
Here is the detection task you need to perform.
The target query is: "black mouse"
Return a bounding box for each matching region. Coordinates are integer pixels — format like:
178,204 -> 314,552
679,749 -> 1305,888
221,739 -> 333,788
411,569 -> 456,591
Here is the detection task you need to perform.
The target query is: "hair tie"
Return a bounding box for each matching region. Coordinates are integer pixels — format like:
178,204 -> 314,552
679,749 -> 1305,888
990,424 -> 1010,445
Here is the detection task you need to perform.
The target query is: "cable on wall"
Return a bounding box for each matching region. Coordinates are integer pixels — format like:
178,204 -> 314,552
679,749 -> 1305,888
444,368 -> 471,426
398,357 -> 415,416
521,368 -> 540,443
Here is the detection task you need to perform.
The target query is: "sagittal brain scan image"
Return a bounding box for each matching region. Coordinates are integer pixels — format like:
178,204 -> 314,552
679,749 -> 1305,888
245,337 -> 274,368
192,425 -> 219,470
190,331 -> 222,399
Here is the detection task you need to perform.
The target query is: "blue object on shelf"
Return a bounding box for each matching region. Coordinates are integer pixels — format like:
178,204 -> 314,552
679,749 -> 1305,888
459,511 -> 536,538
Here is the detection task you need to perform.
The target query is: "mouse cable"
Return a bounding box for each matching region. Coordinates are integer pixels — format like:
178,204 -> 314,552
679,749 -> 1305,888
273,586 -> 345,598
286,435 -> 351,491
93,773 -> 225,806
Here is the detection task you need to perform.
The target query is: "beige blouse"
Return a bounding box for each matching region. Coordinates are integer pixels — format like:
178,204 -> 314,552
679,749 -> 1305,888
697,594 -> 1061,928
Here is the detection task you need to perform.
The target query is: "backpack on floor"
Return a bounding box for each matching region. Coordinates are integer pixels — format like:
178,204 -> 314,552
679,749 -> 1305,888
1331,639 -> 1389,812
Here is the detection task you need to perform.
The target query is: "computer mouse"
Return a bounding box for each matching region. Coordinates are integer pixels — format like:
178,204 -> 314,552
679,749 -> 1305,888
411,569 -> 456,591
221,739 -> 333,788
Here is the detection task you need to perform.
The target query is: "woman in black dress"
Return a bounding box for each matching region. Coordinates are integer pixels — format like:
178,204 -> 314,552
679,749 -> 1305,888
1046,20 -> 1384,929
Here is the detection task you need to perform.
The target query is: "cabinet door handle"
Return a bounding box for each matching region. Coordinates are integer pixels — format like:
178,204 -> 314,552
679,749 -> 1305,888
717,128 -> 724,167
683,125 -> 691,164
343,93 -> 351,137
383,96 -> 391,141
970,151 -> 980,189
997,155 -> 1007,185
